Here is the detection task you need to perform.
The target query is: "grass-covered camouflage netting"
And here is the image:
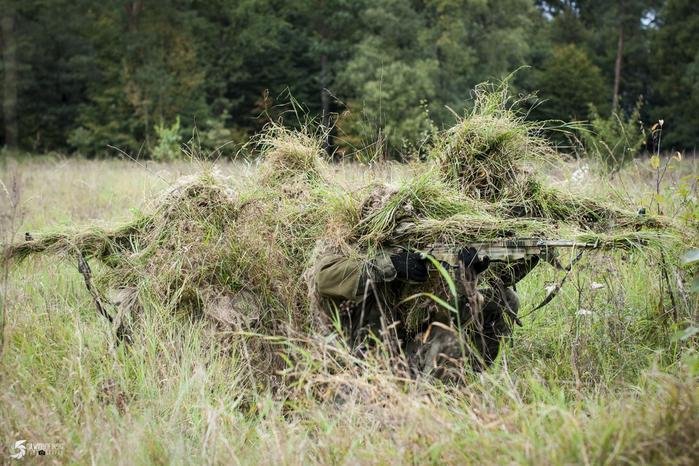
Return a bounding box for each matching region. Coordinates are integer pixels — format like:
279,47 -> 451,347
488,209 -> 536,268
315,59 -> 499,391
2,87 -> 691,382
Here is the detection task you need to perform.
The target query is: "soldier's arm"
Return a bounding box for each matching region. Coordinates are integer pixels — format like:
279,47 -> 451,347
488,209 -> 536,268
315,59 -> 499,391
315,251 -> 397,302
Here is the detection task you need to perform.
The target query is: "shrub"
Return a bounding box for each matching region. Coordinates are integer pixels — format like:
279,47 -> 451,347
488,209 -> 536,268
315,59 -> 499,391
152,117 -> 183,161
193,111 -> 249,159
583,101 -> 645,174
67,126 -> 94,156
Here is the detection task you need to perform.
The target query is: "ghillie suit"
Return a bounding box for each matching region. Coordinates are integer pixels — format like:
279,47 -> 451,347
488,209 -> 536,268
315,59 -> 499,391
306,181 -> 543,382
302,85 -> 688,382
2,88 -> 690,389
3,128 -> 339,386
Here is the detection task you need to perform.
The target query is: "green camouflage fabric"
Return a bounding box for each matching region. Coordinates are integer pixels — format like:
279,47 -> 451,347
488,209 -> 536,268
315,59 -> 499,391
304,184 -> 537,381
307,241 -> 525,382
315,250 -> 396,302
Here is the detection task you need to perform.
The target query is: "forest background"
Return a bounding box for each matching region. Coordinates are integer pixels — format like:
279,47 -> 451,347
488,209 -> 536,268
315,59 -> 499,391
1,0 -> 697,160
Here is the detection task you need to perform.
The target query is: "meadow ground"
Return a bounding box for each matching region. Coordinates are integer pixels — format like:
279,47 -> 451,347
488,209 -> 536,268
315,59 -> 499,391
0,155 -> 697,465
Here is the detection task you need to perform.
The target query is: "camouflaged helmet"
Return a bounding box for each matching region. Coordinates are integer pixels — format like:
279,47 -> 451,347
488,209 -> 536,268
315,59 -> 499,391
358,184 -> 398,220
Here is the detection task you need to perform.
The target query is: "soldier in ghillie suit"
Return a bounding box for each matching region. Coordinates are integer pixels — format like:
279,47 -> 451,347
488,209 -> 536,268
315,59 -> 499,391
306,186 -> 537,382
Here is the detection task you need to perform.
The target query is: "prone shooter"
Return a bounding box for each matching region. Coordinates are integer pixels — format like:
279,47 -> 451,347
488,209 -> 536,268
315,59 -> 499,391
309,232 -> 600,383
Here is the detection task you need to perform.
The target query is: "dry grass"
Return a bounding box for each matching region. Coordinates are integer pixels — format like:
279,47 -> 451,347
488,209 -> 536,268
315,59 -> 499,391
0,110 -> 697,463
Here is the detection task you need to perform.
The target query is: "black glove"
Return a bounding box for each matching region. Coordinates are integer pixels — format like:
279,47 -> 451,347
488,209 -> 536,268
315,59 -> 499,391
458,247 -> 490,275
390,251 -> 428,282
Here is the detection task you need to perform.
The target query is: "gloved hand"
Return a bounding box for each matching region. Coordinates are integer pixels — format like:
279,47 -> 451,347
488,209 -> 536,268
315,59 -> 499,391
390,251 -> 429,282
458,247 -> 490,275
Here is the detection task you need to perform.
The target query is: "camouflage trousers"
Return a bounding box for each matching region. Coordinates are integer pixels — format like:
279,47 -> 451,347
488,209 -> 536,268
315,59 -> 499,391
334,286 -> 519,383
406,287 -> 519,381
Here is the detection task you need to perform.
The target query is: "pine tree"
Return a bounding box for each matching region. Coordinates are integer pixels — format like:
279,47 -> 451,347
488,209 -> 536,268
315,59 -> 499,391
531,44 -> 606,122
335,0 -> 438,156
650,0 -> 699,149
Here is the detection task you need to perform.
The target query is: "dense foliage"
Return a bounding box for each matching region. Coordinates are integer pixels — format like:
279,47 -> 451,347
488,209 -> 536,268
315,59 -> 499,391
1,0 -> 697,157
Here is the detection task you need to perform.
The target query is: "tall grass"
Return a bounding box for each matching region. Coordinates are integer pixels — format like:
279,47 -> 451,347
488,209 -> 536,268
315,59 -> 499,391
1,154 -> 697,464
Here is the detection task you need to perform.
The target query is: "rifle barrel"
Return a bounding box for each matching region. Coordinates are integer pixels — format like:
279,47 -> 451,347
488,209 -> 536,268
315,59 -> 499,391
421,238 -> 599,265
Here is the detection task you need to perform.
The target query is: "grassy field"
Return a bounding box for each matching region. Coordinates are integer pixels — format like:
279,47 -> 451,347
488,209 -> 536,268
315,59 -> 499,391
1,155 -> 697,465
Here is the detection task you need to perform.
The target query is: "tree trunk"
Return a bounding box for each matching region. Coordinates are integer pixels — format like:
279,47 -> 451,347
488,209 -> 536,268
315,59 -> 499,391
320,53 -> 330,154
612,21 -> 624,109
124,1 -> 143,33
1,7 -> 18,149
